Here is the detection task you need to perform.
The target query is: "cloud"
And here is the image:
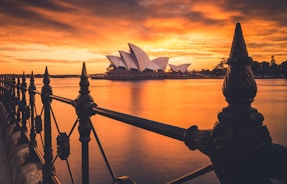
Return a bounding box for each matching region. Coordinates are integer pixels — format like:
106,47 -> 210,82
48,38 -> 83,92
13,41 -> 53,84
0,0 -> 286,73
0,1 -> 76,31
221,0 -> 287,26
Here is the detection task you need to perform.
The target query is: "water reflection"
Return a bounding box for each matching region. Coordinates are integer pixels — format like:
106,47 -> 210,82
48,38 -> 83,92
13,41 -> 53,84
32,78 -> 287,184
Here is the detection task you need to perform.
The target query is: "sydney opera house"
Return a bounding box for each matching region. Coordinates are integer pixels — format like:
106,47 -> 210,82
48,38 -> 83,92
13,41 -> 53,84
105,43 -> 191,80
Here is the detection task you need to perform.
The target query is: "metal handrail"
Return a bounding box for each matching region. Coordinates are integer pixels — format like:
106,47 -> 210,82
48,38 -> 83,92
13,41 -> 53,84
43,92 -> 186,141
92,106 -> 186,141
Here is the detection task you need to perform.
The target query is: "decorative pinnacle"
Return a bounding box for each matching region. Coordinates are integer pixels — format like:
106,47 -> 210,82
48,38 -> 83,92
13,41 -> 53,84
79,62 -> 90,95
74,62 -> 95,117
22,72 -> 27,90
12,74 -> 16,87
227,23 -> 252,65
22,72 -> 26,82
223,23 -> 257,106
43,66 -> 50,85
230,23 -> 248,57
41,66 -> 52,105
17,75 -> 21,88
29,71 -> 36,92
31,71 -> 34,82
81,62 -> 88,77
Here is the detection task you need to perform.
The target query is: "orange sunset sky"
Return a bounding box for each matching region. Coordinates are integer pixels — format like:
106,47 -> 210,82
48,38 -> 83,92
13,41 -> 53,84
0,0 -> 286,74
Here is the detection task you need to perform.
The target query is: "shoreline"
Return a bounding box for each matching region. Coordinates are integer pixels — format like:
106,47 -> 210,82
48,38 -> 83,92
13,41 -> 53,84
6,74 -> 285,80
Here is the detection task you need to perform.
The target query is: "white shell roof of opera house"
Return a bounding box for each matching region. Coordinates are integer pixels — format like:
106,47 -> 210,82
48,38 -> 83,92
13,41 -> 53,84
106,43 -> 169,72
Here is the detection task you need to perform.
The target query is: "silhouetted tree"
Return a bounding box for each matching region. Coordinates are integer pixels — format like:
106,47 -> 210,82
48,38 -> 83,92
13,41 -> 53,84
198,56 -> 287,78
198,69 -> 211,76
259,61 -> 270,76
280,61 -> 287,77
251,61 -> 261,76
269,56 -> 280,77
211,58 -> 228,76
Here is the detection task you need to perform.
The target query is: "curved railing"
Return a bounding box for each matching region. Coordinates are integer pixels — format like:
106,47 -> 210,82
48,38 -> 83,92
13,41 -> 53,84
0,64 -> 213,184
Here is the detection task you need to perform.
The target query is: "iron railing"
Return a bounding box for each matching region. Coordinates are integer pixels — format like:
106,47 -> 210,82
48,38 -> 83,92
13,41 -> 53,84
0,64 -> 213,184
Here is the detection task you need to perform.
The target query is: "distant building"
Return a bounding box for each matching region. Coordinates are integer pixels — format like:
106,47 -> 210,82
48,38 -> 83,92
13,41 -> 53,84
168,64 -> 191,73
107,43 -> 169,72
105,43 -> 192,80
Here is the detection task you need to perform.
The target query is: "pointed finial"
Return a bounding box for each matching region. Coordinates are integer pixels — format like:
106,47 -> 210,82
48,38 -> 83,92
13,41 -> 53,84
228,23 -> 252,65
43,66 -> 50,85
30,71 -> 35,91
230,23 -> 248,57
12,74 -> 16,87
223,23 -> 256,106
17,75 -> 21,88
74,62 -> 95,117
22,72 -> 26,81
22,72 -> 27,90
31,71 -> 34,80
81,62 -> 88,77
79,62 -> 90,95
41,66 -> 52,104
45,66 -> 48,75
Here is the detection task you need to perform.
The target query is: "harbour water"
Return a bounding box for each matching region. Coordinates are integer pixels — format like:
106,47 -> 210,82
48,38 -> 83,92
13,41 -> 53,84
33,78 -> 287,184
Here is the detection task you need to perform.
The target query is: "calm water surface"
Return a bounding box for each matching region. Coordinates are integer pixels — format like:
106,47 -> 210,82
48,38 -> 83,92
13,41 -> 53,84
33,78 -> 287,184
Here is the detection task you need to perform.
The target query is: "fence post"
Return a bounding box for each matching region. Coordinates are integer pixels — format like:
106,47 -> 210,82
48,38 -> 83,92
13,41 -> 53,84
15,75 -> 22,130
21,73 -> 28,133
74,62 -> 95,184
11,75 -> 18,124
209,23 -> 287,183
3,75 -> 8,104
29,71 -> 37,157
41,67 -> 55,183
4,75 -> 12,119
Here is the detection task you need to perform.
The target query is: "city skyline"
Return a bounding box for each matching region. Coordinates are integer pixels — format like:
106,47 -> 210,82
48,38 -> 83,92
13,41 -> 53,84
0,0 -> 286,74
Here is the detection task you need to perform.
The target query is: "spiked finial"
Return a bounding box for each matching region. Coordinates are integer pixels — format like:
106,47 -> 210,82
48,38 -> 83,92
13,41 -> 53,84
22,72 -> 26,82
17,75 -> 21,88
228,23 -> 252,65
223,23 -> 256,106
230,23 -> 248,57
21,72 -> 27,90
43,66 -> 50,86
29,71 -> 36,93
12,74 -> 16,94
81,62 -> 88,77
30,71 -> 34,82
79,62 -> 90,95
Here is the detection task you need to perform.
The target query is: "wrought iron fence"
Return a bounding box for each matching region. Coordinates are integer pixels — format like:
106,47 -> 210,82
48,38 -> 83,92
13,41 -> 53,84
0,63 -> 214,184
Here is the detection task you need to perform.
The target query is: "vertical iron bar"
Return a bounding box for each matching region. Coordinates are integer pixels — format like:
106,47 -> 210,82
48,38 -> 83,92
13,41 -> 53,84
3,76 -> 8,106
74,62 -> 95,184
11,75 -> 17,124
29,71 -> 37,157
21,72 -> 27,133
41,67 -> 55,183
15,75 -> 21,130
5,75 -> 12,118
6,75 -> 11,112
